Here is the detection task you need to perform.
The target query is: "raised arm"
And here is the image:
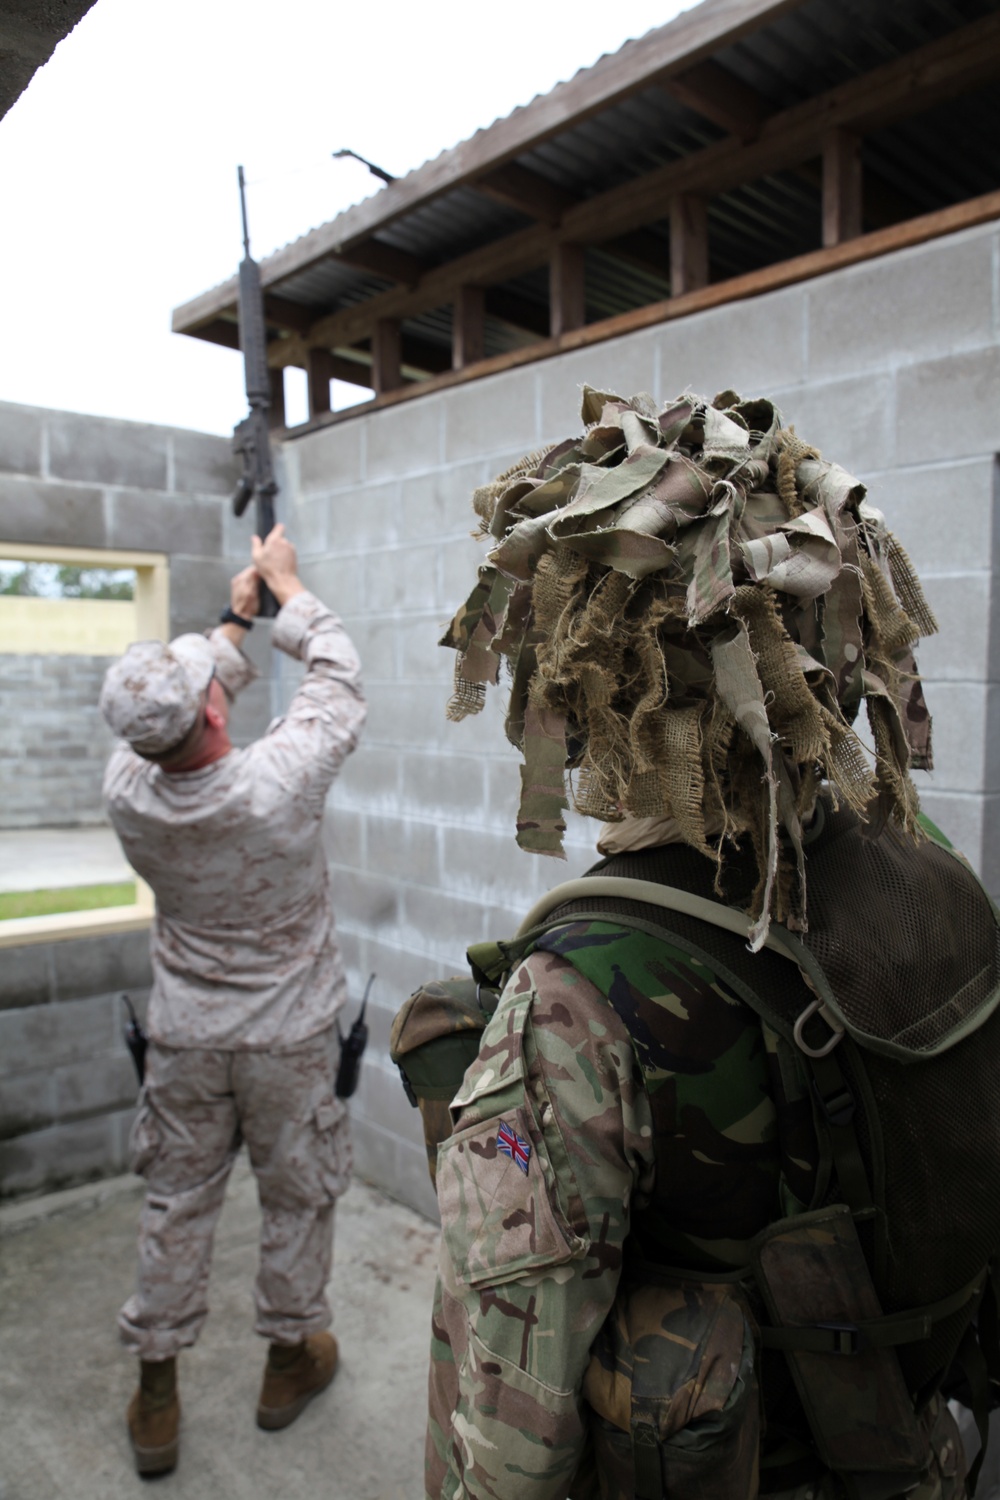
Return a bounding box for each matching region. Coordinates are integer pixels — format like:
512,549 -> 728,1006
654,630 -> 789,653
251,524 -> 366,803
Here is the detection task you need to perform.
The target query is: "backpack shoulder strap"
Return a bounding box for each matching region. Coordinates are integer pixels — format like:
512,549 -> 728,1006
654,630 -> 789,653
514,875 -> 802,962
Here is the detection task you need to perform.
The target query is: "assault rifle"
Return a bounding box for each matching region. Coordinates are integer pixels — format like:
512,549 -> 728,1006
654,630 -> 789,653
231,164 -> 279,618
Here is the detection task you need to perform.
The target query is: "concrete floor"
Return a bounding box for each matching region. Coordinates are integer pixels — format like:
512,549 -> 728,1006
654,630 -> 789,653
0,826 -> 130,892
0,1162 -> 439,1500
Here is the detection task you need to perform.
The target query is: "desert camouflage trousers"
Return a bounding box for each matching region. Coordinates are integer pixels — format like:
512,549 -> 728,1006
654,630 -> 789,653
118,1030 -> 350,1359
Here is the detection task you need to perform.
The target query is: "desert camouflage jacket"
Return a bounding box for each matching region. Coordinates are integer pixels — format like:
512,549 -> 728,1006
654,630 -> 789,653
426,920 -> 966,1500
104,591 -> 366,1050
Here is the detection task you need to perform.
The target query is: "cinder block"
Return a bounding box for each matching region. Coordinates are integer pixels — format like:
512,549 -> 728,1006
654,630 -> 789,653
443,367 -> 539,467
0,993 -> 118,1077
401,750 -> 487,824
399,882 -> 488,958
0,1067 -> 55,1136
440,823 -> 540,907
50,929 -> 151,1002
294,419 -> 365,495
397,462 -> 489,543
0,942 -> 52,1012
655,283 -> 808,405
298,556 -> 364,619
329,869 -> 400,933
170,428 -> 239,497
363,936 -> 457,1006
768,373 -> 895,478
47,412 -> 169,491
335,744 -> 402,810
399,612 -> 457,684
346,615 -> 398,682
365,395 -> 445,482
364,543 -> 440,614
918,681 -> 995,793
227,681 -> 273,748
355,1055 -> 428,1145
53,1051 -> 139,1120
0,401 -> 42,476
806,228 -> 994,380
0,1113 -> 117,1197
916,574 -> 996,683
322,805 -> 363,869
896,347 -> 1000,467
363,683 -> 452,751
168,556 -> 234,636
538,328 -> 660,438
107,490 -> 223,556
291,496 -> 329,559
865,458 -> 995,577
366,815 -> 438,886
438,535 -> 487,616
0,474 -> 105,549
222,492 -> 258,561
350,1116 -> 404,1200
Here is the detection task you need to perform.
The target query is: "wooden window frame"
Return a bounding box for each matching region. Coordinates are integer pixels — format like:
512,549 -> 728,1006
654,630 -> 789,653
0,542 -> 169,949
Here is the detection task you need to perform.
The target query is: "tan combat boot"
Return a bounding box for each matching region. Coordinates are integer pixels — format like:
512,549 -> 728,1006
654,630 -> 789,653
127,1356 -> 180,1475
256,1332 -> 338,1431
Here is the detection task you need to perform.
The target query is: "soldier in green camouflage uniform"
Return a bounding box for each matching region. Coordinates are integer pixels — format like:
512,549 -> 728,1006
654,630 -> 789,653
425,922 -> 965,1499
425,389 -> 969,1499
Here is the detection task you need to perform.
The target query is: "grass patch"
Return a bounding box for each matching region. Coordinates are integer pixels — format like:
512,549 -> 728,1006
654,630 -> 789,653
0,881 -> 137,921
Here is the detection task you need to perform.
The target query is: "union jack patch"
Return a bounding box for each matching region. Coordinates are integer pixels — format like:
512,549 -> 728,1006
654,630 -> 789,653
497,1119 -> 531,1174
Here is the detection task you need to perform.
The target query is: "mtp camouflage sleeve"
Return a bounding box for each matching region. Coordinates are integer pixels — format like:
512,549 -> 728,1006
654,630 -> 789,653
426,948 -> 655,1500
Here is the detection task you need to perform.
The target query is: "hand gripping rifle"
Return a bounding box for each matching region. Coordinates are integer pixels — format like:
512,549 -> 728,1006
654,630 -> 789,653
231,165 -> 279,618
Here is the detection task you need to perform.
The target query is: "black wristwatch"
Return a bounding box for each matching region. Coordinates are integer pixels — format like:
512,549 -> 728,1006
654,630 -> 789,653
220,606 -> 254,630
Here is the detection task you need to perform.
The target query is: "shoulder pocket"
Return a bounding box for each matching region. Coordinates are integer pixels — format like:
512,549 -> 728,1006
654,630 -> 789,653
438,992 -> 586,1287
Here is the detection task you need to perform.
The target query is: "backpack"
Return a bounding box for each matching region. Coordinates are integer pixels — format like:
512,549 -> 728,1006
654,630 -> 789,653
391,805 -> 1000,1495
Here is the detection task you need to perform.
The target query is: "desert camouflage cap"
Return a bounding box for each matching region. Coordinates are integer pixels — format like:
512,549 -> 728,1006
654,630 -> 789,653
100,635 -> 215,756
441,386 -> 938,947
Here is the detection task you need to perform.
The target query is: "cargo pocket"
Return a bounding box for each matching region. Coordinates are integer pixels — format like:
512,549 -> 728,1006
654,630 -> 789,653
583,1278 -> 760,1500
438,1101 -> 586,1288
313,1095 -> 351,1203
128,1090 -> 161,1179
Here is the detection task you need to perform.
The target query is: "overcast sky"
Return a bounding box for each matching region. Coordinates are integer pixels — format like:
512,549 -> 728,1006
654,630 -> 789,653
0,0 -> 690,436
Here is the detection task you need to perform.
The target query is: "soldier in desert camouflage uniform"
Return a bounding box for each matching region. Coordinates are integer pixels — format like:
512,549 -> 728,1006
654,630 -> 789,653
100,524 -> 365,1475
422,389 -> 992,1500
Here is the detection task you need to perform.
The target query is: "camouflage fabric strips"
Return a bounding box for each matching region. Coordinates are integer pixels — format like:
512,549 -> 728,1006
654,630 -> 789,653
441,387 -> 937,947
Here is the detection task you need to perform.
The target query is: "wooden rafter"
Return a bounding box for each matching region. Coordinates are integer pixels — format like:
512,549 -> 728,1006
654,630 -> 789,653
372,319 -> 402,394
550,243 -> 586,337
660,58 -> 773,141
823,128 -> 863,247
670,194 -> 708,295
453,284 -> 485,368
257,12 -> 1000,375
279,189 -> 1000,434
472,162 -> 577,224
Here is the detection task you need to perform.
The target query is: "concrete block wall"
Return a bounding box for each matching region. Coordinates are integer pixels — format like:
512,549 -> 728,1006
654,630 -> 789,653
0,404 -> 275,1197
0,400 -> 272,769
0,654 -> 116,827
275,215 -> 1000,1219
0,930 -> 152,1196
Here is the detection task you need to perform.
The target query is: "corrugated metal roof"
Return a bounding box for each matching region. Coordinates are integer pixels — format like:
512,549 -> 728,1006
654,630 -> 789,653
174,0 -> 1000,399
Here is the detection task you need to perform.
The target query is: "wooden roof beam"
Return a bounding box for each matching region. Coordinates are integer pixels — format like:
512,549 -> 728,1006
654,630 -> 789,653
472,162 -> 578,224
659,58 -> 774,141
562,10 -> 1000,244
264,12 -> 1000,371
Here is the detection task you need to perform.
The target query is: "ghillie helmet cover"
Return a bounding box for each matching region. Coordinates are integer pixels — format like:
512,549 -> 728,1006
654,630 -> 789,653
441,387 -> 936,948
